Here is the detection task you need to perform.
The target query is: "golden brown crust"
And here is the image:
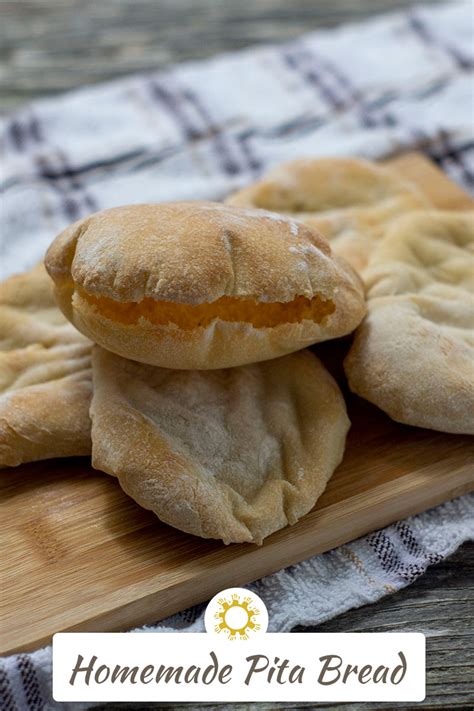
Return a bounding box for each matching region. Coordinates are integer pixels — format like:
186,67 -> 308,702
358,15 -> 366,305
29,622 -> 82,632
226,158 -> 430,271
91,347 -> 350,544
0,264 -> 92,467
45,201 -> 366,369
344,210 -> 474,434
46,202 -> 336,304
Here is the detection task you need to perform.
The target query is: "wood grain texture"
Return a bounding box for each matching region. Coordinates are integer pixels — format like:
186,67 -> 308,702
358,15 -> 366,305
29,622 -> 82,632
0,0 -> 447,114
1,401 -> 472,657
1,153 -> 473,657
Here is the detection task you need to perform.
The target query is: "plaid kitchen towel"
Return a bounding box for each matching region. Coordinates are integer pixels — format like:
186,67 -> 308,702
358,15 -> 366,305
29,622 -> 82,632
1,0 -> 473,708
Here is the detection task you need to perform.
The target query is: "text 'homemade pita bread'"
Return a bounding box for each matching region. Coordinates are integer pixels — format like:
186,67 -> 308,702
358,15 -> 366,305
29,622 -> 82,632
345,210 -> 474,434
226,158 -> 429,272
45,201 -> 365,370
0,264 -> 92,467
91,346 -> 350,544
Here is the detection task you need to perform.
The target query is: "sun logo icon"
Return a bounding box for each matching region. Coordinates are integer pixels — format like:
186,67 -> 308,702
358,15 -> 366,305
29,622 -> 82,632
214,593 -> 260,640
205,588 -> 268,640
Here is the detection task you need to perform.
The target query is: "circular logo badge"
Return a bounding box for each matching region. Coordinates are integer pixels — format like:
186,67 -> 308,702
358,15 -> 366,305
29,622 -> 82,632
205,587 -> 268,641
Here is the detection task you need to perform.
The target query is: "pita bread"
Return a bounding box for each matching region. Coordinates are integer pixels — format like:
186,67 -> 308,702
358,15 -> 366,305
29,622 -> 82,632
45,201 -> 365,370
344,210 -> 474,434
226,158 -> 429,272
91,346 -> 350,544
0,264 -> 92,467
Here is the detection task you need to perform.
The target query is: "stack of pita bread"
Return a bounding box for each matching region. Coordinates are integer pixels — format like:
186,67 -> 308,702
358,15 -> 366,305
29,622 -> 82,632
2,158 -> 472,544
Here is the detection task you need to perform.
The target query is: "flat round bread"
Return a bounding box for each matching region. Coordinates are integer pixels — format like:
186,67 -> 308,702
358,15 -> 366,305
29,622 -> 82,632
91,346 -> 350,544
0,264 -> 92,467
226,158 -> 429,272
45,201 -> 365,370
344,210 -> 474,434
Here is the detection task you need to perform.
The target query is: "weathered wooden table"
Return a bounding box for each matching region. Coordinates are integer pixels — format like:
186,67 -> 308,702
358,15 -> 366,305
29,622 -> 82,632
2,1 -> 472,708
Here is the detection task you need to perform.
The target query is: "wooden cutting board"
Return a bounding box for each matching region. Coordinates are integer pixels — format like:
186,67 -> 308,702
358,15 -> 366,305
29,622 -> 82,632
1,153 -> 473,656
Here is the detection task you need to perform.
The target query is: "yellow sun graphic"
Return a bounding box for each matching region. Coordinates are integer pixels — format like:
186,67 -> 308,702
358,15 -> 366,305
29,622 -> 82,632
213,593 -> 261,640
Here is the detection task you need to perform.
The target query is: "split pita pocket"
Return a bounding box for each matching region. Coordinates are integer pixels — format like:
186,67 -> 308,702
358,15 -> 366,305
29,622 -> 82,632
0,264 -> 92,467
45,201 -> 365,370
345,210 -> 474,434
90,346 -> 350,544
226,157 -> 429,272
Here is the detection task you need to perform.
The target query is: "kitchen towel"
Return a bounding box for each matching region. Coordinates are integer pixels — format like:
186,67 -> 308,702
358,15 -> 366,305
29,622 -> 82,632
1,1 -> 473,709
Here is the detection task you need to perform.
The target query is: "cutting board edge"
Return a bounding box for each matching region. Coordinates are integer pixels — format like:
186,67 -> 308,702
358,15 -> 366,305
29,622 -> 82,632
4,466 -> 472,656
